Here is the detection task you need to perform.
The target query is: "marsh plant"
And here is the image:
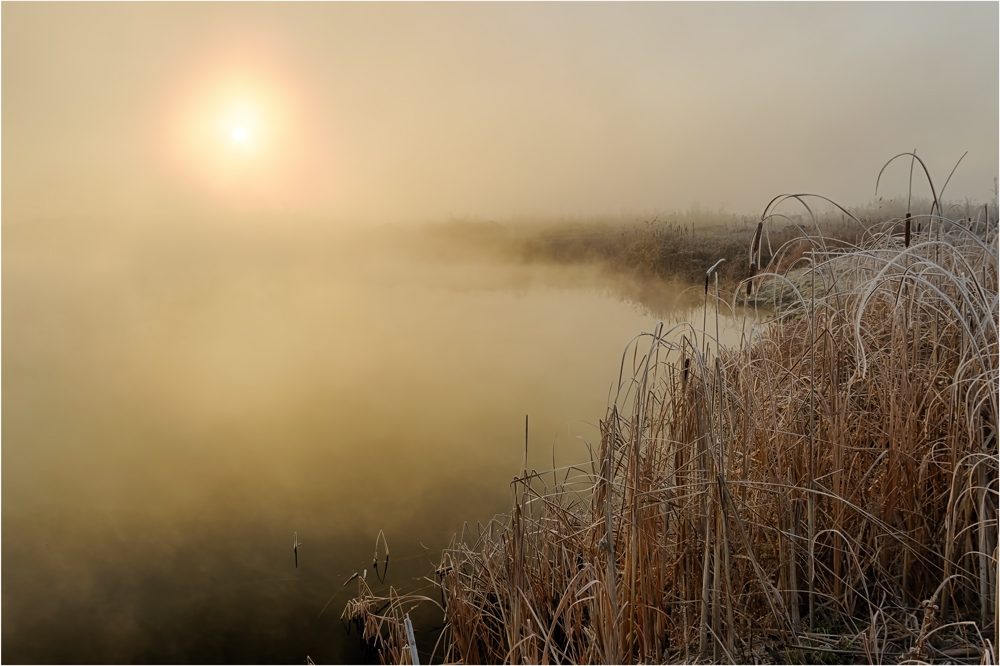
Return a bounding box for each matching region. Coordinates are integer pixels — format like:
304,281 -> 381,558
345,158 -> 998,664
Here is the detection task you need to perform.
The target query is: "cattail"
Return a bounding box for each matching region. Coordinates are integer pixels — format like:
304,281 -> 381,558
750,220 -> 763,263
904,212 -> 911,247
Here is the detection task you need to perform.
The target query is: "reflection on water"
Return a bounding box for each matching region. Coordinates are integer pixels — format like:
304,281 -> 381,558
4,219 -> 706,663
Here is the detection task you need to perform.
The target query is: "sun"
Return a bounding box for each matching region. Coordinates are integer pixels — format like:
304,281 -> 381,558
155,43 -> 341,210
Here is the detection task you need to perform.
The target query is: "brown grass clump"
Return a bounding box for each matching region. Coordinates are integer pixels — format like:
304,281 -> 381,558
341,575 -> 443,665
348,188 -> 998,663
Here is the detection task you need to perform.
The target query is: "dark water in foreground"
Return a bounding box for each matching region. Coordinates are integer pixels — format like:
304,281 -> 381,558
4,220 -> 700,663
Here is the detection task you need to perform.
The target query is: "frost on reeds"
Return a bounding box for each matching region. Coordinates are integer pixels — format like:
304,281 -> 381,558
340,572 -> 442,665
348,183 -> 998,664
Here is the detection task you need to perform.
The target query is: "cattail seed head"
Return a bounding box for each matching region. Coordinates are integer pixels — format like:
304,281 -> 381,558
751,220 -> 763,261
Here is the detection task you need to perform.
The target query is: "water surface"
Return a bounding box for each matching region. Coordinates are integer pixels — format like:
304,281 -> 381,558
4,219 -> 700,663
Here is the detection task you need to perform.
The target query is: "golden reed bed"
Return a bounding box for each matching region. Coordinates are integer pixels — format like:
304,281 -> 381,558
345,162 -> 998,665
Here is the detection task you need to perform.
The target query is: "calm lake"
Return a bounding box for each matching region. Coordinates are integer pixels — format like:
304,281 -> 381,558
4,218 -> 707,663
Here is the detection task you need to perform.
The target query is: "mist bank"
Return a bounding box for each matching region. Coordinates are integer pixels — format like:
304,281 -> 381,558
368,195 -> 996,313
10,193 -> 995,324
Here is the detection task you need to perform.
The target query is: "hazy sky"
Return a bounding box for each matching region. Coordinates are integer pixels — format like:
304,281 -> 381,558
4,2 -> 997,225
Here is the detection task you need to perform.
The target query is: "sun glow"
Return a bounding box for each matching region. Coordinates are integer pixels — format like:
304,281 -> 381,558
155,41 -> 339,211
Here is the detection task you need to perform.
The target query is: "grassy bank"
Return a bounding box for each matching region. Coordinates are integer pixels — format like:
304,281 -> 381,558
394,198 -> 963,286
345,191 -> 998,663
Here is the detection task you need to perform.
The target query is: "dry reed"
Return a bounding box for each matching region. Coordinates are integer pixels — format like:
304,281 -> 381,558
348,187 -> 998,664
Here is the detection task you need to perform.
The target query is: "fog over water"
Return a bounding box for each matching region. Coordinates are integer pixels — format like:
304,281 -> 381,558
5,219 -> 714,662
3,3 -> 997,663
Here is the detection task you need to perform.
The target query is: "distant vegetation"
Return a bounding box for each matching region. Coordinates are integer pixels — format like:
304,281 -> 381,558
387,196 -> 991,296
347,179 -> 998,663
